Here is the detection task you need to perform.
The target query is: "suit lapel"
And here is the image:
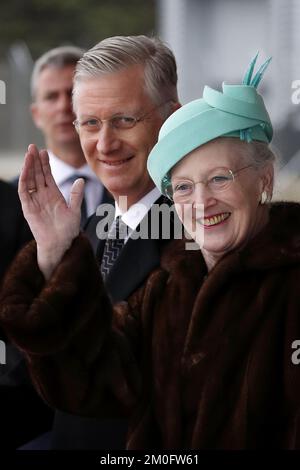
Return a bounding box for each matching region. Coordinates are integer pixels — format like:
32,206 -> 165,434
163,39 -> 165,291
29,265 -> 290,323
84,189 -> 114,256
85,194 -> 176,302
105,236 -> 161,302
106,195 -> 172,302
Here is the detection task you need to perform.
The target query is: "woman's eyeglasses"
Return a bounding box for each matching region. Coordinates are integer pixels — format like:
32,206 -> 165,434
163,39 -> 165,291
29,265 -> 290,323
166,165 -> 253,201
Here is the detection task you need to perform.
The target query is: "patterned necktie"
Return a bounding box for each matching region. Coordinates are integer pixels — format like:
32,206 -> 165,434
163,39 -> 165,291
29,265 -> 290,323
100,216 -> 127,279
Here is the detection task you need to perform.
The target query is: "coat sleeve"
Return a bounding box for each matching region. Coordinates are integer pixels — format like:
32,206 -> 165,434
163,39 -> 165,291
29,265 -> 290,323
0,233 -> 148,419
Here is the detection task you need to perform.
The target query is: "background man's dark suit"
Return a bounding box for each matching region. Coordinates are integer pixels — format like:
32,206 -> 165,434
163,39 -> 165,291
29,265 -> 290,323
0,179 -> 32,279
50,195 -> 178,449
0,179 -> 53,448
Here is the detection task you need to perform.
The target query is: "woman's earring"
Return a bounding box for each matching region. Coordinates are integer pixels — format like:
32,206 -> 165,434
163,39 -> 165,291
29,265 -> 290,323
260,191 -> 270,205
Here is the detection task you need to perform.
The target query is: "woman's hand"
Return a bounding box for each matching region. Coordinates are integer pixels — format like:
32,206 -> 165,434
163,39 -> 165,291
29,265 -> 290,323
18,144 -> 84,279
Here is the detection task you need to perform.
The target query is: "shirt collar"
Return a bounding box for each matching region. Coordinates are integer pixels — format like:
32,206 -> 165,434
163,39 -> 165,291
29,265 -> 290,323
47,151 -> 99,185
115,186 -> 161,233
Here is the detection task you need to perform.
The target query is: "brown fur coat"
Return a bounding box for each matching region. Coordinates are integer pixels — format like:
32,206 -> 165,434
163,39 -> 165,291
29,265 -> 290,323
0,202 -> 300,449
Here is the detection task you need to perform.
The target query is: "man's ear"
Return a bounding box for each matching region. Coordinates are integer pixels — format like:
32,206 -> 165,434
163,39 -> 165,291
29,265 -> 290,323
30,102 -> 42,129
172,101 -> 181,112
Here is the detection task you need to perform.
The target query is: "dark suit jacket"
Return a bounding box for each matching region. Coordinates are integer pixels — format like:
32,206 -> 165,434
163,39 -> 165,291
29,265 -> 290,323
0,180 -> 54,448
0,180 -> 32,279
51,195 -> 180,449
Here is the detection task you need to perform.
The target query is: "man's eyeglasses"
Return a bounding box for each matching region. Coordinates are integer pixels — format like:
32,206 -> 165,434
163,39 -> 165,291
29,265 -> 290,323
166,165 -> 253,201
73,102 -> 169,135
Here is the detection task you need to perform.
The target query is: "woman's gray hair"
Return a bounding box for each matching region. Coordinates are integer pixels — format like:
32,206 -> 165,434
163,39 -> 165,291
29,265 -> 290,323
31,45 -> 85,100
244,140 -> 276,168
243,140 -> 276,202
73,35 -> 178,112
166,138 -> 277,201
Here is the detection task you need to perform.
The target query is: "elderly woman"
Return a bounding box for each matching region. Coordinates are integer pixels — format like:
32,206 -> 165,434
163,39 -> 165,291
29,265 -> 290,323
0,56 -> 300,450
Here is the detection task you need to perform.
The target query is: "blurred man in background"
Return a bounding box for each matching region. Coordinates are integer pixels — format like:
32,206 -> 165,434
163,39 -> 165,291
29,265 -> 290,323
28,46 -> 107,224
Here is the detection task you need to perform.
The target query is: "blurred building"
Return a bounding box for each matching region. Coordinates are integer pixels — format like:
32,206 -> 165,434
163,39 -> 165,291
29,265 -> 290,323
1,0 -> 300,191
157,0 -> 300,199
273,151 -> 300,202
0,42 -> 42,179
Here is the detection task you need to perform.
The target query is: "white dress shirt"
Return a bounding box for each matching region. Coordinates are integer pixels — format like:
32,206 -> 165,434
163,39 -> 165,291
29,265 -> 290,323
114,186 -> 161,243
48,151 -> 104,217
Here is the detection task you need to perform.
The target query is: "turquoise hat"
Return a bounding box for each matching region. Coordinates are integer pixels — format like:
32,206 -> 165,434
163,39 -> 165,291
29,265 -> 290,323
147,54 -> 273,195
